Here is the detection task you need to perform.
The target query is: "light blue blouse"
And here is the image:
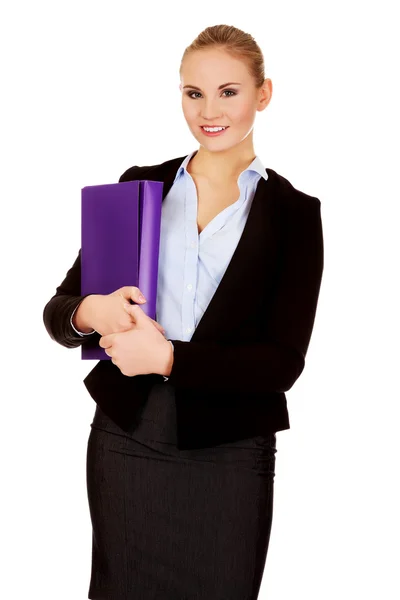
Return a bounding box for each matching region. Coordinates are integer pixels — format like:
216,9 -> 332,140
71,149 -> 269,377
154,149 -> 268,341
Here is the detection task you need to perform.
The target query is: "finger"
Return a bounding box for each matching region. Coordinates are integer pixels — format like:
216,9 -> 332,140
121,286 -> 147,304
99,333 -> 115,348
150,318 -> 166,334
123,303 -> 141,322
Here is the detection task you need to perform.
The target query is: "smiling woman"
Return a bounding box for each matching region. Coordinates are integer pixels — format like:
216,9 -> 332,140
179,42 -> 272,185
43,22 -> 323,600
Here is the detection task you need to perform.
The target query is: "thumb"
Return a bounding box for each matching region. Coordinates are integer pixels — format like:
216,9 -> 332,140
123,302 -> 145,319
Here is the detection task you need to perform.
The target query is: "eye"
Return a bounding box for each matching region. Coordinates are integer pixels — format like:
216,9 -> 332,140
186,89 -> 237,99
187,91 -> 202,99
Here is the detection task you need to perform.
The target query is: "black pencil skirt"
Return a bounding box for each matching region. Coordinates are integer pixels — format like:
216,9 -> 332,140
86,381 -> 277,600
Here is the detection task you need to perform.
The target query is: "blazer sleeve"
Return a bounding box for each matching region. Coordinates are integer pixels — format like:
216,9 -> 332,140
167,198 -> 324,395
42,248 -> 101,349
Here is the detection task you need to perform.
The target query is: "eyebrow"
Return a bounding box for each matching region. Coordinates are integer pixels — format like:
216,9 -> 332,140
182,82 -> 242,91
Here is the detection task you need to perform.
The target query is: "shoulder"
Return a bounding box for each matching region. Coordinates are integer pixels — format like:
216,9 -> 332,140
118,155 -> 187,183
266,168 -> 321,212
265,169 -> 323,243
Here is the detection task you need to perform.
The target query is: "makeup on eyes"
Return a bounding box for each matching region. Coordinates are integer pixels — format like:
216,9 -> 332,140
186,89 -> 237,99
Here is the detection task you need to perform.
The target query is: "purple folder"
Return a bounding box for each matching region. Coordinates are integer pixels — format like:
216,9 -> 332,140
81,179 -> 164,360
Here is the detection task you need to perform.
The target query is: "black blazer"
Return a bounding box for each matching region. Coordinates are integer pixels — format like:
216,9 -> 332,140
43,153 -> 324,450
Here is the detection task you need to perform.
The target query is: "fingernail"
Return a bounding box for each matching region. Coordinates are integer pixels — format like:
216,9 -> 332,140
139,294 -> 146,302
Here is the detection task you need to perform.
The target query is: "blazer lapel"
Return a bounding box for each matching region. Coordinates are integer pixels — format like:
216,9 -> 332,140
140,156 -> 280,343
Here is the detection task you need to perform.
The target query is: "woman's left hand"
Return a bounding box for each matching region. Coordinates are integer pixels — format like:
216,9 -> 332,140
99,303 -> 171,377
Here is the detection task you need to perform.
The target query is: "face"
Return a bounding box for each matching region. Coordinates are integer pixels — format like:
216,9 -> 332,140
179,48 -> 271,151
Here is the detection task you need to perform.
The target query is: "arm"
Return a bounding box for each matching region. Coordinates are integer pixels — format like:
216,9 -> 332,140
70,302 -> 96,336
166,199 -> 324,395
43,249 -> 101,349
162,340 -> 174,382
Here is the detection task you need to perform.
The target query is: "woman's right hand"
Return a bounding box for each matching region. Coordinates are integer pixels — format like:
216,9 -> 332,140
84,286 -> 166,337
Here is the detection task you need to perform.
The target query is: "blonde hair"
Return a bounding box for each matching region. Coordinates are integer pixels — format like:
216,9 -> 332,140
179,24 -> 266,89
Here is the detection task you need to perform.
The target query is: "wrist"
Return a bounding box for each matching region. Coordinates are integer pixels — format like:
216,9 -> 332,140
73,295 -> 99,333
160,339 -> 174,377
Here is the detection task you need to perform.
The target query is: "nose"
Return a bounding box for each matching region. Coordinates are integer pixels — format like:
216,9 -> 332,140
200,98 -> 223,121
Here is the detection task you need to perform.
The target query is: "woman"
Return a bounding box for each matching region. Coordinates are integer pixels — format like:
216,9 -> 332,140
43,24 -> 324,600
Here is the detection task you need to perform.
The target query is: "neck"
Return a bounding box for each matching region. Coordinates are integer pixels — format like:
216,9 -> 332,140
188,136 -> 257,182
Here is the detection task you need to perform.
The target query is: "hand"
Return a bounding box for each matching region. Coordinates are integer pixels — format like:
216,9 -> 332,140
84,286 -> 166,337
99,303 -> 172,377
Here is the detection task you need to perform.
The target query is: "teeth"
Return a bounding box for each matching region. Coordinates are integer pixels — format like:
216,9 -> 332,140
203,126 -> 226,132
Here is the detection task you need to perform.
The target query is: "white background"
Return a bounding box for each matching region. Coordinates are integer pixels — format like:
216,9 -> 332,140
1,1 -> 399,598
